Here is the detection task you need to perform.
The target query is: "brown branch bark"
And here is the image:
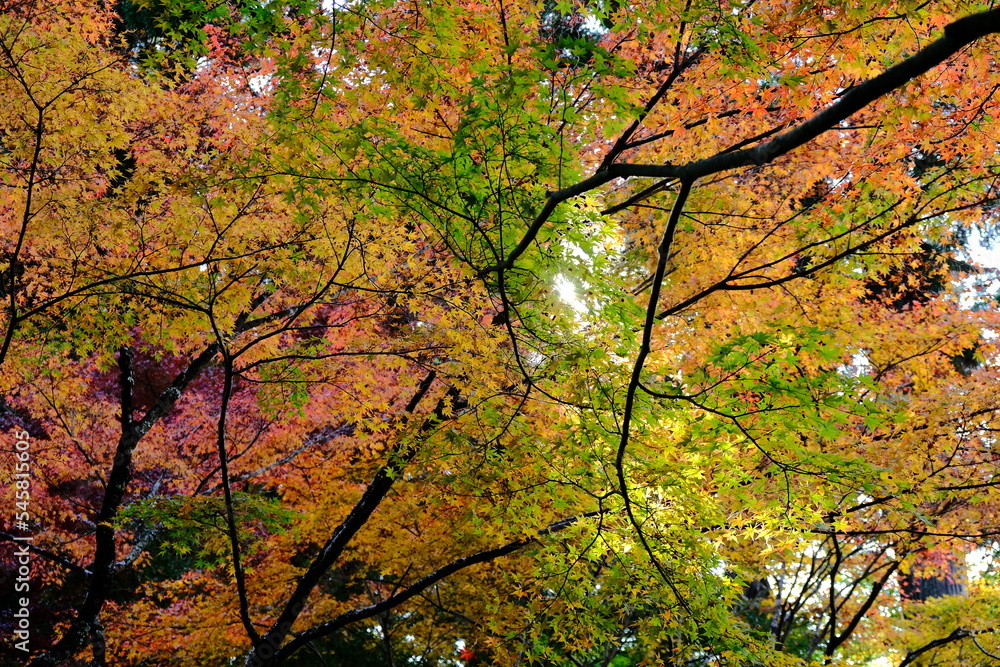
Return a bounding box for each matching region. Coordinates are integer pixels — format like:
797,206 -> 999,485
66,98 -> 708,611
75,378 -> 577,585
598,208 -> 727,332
270,511 -> 603,663
30,344 -> 220,666
245,370 -> 447,666
483,6 -> 1000,281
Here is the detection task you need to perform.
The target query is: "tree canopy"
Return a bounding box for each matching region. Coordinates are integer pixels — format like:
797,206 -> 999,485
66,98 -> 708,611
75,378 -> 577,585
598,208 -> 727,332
2,0 -> 1000,665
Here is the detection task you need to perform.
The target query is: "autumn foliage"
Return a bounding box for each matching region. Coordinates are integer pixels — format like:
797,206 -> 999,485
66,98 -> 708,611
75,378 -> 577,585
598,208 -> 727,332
2,0 -> 1000,665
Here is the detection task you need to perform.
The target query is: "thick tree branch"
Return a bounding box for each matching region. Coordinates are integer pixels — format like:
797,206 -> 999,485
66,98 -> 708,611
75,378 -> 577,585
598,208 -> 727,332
246,370 -> 448,665
31,343 -> 220,666
483,7 -> 1000,281
615,179 -> 693,609
608,8 -> 1000,182
213,345 -> 261,644
897,627 -> 976,666
272,510 -> 603,662
276,539 -> 530,659
827,560 -> 899,656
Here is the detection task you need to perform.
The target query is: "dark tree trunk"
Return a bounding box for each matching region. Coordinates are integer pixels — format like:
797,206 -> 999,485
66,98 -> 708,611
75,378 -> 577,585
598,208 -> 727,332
900,549 -> 966,602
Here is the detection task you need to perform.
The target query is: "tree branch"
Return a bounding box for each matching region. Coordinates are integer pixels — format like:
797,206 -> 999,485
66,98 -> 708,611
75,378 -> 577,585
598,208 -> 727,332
608,8 -> 1000,182
0,532 -> 90,576
31,343 -> 220,666
483,6 -> 1000,283
615,179 -> 693,610
245,370 -> 447,665
273,511 -> 604,662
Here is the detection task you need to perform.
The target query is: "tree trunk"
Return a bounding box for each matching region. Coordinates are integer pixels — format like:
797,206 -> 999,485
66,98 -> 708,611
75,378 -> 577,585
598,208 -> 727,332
900,548 -> 966,602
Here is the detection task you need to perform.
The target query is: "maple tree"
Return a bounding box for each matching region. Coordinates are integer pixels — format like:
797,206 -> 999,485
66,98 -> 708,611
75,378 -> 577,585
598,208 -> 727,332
3,0 -> 1000,665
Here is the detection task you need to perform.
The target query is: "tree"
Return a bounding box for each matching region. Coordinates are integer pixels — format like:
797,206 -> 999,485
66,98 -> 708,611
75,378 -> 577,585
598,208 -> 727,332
3,0 -> 1000,666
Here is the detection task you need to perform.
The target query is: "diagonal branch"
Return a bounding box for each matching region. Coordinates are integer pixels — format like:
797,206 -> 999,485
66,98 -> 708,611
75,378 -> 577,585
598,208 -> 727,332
245,370 -> 452,665
898,627 -> 972,666
272,510 -> 604,662
0,531 -> 90,576
607,8 -> 1000,182
482,7 -> 1000,280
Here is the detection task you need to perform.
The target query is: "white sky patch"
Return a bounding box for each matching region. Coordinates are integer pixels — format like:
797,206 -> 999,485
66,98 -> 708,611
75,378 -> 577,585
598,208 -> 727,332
966,227 -> 1000,295
248,73 -> 273,96
840,350 -> 873,378
562,240 -> 591,261
967,546 -> 994,581
554,273 -> 588,313
954,228 -> 1000,313
968,227 -> 1000,266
